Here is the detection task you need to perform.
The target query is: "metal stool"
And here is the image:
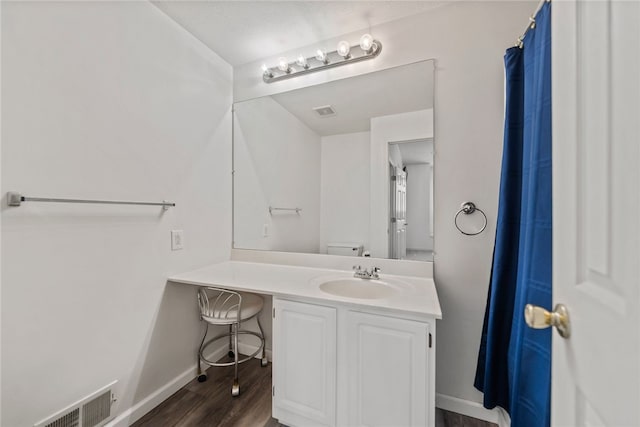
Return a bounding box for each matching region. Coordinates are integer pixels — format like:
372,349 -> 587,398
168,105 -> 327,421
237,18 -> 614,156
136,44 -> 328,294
196,287 -> 268,396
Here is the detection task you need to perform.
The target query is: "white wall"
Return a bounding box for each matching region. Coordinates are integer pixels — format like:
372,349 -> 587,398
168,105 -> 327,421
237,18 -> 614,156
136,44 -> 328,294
233,97 -> 321,253
0,2 -> 3,422
370,109 -> 434,259
405,164 -> 433,251
234,1 -> 535,407
320,131 -> 370,253
1,2 -> 232,425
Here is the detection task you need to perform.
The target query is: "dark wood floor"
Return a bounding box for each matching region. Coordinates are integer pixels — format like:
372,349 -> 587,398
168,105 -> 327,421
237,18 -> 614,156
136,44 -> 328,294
133,354 -> 275,427
133,354 -> 497,427
437,409 -> 498,427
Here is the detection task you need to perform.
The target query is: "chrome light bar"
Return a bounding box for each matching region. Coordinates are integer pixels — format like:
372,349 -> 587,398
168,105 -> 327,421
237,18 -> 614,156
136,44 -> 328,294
262,39 -> 382,84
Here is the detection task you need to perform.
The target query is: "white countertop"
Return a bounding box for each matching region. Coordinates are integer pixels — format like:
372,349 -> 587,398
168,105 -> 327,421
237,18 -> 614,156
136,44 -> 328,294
169,261 -> 441,319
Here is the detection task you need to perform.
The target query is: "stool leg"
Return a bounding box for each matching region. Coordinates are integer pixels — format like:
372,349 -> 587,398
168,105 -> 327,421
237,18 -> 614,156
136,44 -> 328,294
232,322 -> 240,396
228,324 -> 234,358
197,322 -> 209,382
256,316 -> 268,367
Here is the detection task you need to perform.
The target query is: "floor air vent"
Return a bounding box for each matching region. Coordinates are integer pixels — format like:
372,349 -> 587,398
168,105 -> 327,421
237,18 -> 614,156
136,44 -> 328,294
35,381 -> 117,427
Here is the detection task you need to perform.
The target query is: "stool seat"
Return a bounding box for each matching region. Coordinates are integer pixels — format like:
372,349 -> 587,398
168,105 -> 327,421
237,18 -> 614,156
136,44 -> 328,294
201,292 -> 264,324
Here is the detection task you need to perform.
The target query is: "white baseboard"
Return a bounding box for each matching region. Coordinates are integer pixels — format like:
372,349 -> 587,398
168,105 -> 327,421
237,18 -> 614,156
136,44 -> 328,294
436,393 -> 510,427
237,341 -> 272,362
106,344 -> 228,427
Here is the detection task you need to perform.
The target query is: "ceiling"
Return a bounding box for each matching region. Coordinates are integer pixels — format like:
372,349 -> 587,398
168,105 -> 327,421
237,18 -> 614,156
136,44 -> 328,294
396,139 -> 433,165
151,1 -> 447,66
263,59 -> 434,136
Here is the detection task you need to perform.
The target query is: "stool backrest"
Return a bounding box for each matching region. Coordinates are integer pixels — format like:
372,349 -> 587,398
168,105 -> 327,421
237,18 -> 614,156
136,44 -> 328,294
198,287 -> 243,323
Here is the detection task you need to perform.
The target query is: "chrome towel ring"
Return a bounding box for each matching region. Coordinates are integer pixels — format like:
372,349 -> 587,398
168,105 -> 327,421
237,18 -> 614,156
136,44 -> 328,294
454,202 -> 487,236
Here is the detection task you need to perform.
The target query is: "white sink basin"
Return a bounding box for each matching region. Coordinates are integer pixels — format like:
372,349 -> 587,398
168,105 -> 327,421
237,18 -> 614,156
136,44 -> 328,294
318,278 -> 398,299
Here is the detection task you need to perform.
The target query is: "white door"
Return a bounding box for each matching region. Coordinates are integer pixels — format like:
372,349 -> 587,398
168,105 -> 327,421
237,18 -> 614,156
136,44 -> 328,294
272,299 -> 337,427
550,0 -> 640,425
346,311 -> 430,427
390,169 -> 407,259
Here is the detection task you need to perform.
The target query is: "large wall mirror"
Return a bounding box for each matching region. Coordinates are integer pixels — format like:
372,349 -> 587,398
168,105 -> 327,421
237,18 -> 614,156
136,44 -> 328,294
233,59 -> 435,262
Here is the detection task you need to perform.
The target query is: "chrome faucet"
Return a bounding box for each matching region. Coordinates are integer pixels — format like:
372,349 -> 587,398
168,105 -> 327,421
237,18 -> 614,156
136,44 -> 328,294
353,265 -> 381,280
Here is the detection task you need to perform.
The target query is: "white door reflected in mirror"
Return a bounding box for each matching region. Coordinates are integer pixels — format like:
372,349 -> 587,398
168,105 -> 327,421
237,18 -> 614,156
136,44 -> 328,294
388,139 -> 433,261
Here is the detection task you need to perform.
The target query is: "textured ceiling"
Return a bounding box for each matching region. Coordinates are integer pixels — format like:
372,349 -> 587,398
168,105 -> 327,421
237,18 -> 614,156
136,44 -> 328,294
152,1 -> 448,66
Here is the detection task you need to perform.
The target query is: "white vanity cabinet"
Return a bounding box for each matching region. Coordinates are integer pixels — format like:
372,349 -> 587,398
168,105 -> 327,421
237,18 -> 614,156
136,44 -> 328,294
170,262 -> 440,424
272,299 -> 338,427
273,297 -> 436,427
346,311 -> 431,426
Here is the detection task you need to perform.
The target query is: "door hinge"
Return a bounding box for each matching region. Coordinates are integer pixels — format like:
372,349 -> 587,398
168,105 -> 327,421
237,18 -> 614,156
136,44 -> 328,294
272,386 -> 275,397
428,332 -> 433,348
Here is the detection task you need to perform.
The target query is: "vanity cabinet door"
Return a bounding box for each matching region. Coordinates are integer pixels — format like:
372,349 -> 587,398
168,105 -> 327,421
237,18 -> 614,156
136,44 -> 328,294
346,311 -> 430,427
273,298 -> 337,427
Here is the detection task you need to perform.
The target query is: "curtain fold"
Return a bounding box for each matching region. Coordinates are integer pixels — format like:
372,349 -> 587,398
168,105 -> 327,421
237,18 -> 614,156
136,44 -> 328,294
474,3 -> 552,427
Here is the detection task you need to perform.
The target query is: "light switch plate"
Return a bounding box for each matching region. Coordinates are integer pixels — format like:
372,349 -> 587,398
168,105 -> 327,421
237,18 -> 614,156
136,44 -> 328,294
171,230 -> 184,250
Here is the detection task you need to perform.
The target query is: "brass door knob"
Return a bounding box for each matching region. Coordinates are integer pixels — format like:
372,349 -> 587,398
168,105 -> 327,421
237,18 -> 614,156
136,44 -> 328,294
524,303 -> 571,338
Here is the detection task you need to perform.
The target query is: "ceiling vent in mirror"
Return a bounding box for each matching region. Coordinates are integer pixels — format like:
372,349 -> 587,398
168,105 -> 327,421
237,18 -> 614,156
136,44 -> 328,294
313,105 -> 336,117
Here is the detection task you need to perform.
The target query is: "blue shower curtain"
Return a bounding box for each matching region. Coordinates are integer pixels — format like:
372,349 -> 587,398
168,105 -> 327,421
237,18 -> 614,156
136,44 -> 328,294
474,3 -> 552,427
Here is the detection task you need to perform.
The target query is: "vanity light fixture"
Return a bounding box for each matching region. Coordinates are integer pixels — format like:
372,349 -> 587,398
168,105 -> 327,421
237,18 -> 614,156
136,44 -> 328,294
277,57 -> 291,73
359,33 -> 374,52
261,63 -> 273,78
261,34 -> 382,83
336,40 -> 351,58
315,49 -> 329,64
296,55 -> 309,69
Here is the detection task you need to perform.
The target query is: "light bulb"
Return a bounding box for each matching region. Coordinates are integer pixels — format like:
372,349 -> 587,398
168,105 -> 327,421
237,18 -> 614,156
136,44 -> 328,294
277,57 -> 291,73
261,63 -> 272,77
296,54 -> 308,69
359,33 -> 374,52
336,41 -> 351,58
315,49 -> 328,63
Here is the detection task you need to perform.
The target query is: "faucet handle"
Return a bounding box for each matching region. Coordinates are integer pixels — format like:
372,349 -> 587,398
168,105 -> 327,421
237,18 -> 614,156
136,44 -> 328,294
371,267 -> 381,278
